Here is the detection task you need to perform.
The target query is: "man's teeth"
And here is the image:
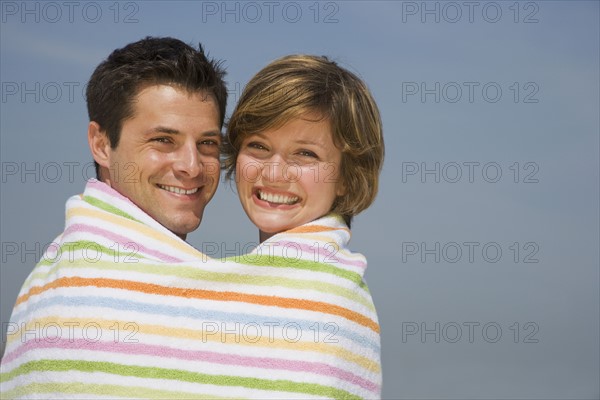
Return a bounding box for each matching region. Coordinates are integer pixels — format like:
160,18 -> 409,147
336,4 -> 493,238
159,185 -> 199,195
258,190 -> 299,205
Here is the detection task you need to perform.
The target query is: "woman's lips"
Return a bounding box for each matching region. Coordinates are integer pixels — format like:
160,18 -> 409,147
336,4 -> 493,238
256,189 -> 299,205
253,188 -> 301,209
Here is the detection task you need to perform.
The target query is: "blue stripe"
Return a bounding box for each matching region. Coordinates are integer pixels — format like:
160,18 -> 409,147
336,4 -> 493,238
11,295 -> 380,353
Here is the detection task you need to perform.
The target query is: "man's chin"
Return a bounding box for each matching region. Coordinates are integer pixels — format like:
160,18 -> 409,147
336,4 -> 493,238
162,218 -> 202,240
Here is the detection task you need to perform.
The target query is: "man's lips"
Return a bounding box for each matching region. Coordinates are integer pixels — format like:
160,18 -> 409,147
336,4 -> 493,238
157,184 -> 201,195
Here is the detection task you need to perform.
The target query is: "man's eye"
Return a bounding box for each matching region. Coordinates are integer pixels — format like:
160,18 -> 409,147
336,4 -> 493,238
152,137 -> 172,144
200,139 -> 219,146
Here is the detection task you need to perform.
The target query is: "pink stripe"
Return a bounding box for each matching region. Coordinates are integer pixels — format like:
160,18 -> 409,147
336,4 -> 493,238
87,180 -> 149,217
5,338 -> 379,393
64,223 -> 182,263
273,240 -> 366,269
87,179 -> 132,204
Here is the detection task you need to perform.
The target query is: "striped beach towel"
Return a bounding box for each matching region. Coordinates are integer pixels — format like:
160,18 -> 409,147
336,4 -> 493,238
0,179 -> 381,399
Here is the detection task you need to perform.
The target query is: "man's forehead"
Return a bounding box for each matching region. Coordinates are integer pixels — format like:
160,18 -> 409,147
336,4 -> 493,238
126,84 -> 220,123
131,83 -> 217,102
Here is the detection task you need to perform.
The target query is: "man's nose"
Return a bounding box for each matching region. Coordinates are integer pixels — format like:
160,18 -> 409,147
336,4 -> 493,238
173,142 -> 202,177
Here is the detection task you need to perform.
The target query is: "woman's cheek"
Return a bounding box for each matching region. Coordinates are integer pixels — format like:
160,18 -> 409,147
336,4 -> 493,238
237,156 -> 262,185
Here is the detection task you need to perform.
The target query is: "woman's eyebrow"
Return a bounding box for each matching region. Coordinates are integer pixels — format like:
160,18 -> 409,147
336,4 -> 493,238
295,139 -> 321,145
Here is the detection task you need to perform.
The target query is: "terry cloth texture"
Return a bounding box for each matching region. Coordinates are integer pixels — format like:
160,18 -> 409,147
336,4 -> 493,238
1,179 -> 381,399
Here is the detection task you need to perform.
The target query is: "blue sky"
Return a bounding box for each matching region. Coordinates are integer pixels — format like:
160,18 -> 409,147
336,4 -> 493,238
1,1 -> 599,398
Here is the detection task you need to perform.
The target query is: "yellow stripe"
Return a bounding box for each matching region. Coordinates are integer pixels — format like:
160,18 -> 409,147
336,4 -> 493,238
6,316 -> 380,374
67,206 -> 204,259
0,382 -> 237,400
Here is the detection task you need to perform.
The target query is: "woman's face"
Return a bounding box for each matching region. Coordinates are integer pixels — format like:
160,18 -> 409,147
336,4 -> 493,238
236,116 -> 345,241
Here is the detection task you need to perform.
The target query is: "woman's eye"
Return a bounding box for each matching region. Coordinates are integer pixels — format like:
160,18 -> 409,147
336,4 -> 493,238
247,142 -> 267,150
298,150 -> 319,159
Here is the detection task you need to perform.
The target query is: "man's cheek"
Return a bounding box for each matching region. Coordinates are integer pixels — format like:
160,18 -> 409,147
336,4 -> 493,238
204,162 -> 220,179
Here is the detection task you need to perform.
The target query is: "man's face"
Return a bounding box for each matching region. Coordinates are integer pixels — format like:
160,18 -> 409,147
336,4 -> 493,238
103,85 -> 221,239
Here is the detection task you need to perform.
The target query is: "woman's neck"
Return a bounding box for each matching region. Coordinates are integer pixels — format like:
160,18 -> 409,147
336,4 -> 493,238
259,230 -> 275,243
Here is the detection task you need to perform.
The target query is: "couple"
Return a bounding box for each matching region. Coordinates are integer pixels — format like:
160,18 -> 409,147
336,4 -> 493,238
1,37 -> 384,399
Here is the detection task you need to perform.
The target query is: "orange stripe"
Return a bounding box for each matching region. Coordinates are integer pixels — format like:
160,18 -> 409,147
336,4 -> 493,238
17,277 -> 380,333
286,225 -> 349,235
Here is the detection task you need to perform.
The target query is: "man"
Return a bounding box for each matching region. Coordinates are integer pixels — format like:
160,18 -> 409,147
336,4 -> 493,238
0,36 -> 229,397
87,36 -> 227,239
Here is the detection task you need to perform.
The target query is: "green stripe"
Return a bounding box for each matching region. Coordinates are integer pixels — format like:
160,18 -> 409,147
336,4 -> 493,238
34,240 -> 151,268
28,257 -> 374,311
83,195 -> 141,223
1,359 -> 361,400
227,253 -> 369,290
24,241 -> 152,288
0,382 -> 237,400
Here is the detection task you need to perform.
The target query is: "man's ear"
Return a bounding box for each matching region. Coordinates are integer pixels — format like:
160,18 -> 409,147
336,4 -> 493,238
88,121 -> 111,168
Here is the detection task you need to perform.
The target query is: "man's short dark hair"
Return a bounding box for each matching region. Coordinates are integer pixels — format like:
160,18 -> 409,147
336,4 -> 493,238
86,36 -> 227,177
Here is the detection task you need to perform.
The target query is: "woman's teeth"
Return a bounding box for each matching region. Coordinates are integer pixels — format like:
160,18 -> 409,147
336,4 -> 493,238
257,190 -> 299,205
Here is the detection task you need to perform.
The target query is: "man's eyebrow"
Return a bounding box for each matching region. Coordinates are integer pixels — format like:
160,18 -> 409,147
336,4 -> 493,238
149,126 -> 180,135
147,127 -> 222,136
201,131 -> 222,137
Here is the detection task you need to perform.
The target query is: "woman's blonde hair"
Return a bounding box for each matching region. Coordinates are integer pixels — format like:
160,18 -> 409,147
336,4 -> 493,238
224,55 -> 384,226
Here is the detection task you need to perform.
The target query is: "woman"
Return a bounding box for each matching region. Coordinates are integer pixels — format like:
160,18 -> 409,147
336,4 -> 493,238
223,54 -> 385,398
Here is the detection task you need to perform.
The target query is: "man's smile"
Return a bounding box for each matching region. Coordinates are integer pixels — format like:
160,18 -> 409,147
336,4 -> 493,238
157,184 -> 201,195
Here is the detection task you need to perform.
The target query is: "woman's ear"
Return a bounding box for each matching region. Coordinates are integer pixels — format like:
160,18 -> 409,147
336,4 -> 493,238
335,177 -> 347,197
88,121 -> 111,168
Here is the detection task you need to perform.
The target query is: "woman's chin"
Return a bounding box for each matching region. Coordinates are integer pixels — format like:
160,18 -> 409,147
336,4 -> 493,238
249,213 -> 293,233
